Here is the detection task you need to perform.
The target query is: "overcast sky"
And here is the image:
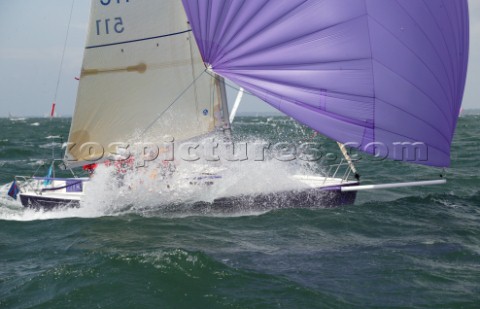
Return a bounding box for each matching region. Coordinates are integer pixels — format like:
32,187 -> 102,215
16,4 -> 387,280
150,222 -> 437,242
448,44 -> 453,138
0,0 -> 478,117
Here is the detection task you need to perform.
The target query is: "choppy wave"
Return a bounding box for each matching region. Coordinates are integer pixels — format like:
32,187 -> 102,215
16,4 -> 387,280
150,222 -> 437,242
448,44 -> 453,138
0,116 -> 479,308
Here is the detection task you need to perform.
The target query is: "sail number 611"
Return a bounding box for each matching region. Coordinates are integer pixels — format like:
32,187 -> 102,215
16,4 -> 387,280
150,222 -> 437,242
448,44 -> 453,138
96,17 -> 124,35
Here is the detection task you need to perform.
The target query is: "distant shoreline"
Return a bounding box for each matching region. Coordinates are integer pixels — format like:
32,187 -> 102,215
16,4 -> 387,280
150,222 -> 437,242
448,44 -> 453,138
2,109 -> 480,119
1,114 -> 289,119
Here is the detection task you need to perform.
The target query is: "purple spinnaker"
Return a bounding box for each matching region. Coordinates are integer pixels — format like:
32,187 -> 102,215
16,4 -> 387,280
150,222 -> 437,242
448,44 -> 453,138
182,0 -> 469,167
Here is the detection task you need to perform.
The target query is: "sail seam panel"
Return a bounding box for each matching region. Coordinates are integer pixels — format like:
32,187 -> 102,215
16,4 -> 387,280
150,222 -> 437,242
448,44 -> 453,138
374,97 -> 451,147
441,0 -> 460,107
373,125 -> 450,160
228,76 -> 375,129
213,0 -> 310,66
448,0 -> 467,110
454,0 -> 469,132
395,0 -> 455,105
206,0 -> 228,64
218,70 -> 376,103
85,29 -> 192,49
450,0 -> 469,140
367,14 -> 453,122
364,0 -> 376,146
371,59 -> 452,132
222,57 -> 372,70
422,0 -> 456,110
216,14 -> 368,69
208,0 -> 248,65
443,2 -> 462,104
205,0 -> 212,62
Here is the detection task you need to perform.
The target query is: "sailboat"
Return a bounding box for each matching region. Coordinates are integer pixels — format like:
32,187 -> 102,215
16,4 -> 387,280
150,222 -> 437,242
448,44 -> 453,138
8,112 -> 26,122
14,0 -> 469,210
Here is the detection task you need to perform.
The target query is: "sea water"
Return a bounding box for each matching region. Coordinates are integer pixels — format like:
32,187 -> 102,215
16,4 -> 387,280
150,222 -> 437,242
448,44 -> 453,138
0,115 -> 479,308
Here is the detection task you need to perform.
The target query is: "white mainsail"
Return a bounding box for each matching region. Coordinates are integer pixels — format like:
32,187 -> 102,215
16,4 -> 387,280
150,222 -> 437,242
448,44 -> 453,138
65,0 -> 223,165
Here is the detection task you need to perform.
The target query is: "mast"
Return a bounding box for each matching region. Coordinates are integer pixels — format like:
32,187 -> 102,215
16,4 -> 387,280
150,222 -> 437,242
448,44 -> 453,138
215,75 -> 231,139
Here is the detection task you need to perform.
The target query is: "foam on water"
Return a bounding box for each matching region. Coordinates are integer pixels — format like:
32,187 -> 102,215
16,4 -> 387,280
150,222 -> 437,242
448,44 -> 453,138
79,157 -> 313,216
0,153 -> 315,221
39,142 -> 62,149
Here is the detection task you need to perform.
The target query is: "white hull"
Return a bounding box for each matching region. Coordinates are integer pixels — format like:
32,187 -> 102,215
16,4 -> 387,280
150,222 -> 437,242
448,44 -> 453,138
16,175 -> 358,210
17,178 -> 88,209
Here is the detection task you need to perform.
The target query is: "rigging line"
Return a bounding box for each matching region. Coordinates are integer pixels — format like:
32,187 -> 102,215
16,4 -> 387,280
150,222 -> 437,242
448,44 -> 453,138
206,69 -> 324,107
141,69 -> 207,137
204,69 -> 252,94
205,69 -> 368,104
204,69 -> 286,107
31,161 -> 47,178
53,0 -> 75,104
208,69 -> 374,128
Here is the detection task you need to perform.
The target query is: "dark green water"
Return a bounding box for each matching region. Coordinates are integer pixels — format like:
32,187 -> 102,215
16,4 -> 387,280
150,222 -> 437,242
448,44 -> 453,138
0,116 -> 479,308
